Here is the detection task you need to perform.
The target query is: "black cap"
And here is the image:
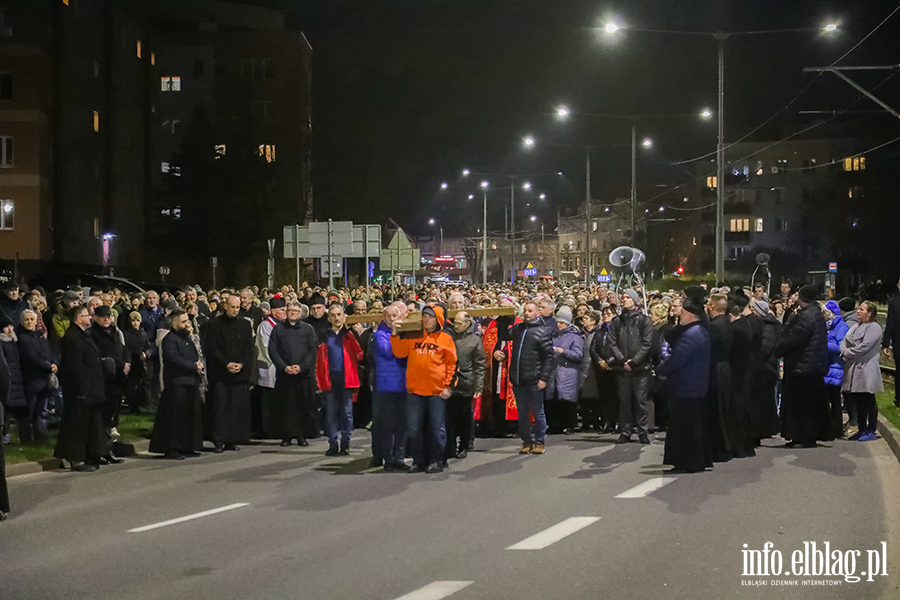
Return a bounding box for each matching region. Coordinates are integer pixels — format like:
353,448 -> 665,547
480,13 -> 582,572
270,295 -> 286,309
0,280 -> 16,292
310,292 -> 326,307
63,290 -> 80,302
0,312 -> 11,329
799,284 -> 818,303
682,286 -> 706,316
838,297 -> 856,313
94,305 -> 112,318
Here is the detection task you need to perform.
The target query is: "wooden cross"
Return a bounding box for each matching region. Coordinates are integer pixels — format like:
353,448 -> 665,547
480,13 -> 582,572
344,306 -> 516,332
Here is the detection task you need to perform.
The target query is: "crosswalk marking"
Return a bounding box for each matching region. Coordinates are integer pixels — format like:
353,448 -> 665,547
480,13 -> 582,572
506,517 -> 601,550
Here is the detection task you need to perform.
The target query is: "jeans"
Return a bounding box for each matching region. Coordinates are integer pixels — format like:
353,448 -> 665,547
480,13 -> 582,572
446,395 -> 473,458
373,391 -> 407,463
324,379 -> 354,448
513,383 -> 547,445
617,372 -> 651,437
406,394 -> 446,466
849,392 -> 878,433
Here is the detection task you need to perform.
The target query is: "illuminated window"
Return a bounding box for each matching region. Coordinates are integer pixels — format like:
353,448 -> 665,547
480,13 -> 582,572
62,0 -> 69,5
0,136 -> 12,167
93,217 -> 99,238
0,200 -> 13,230
215,144 -> 226,159
521,244 -> 526,253
706,176 -> 717,188
729,218 -> 750,232
491,243 -> 497,250
756,161 -> 763,176
755,218 -> 763,232
775,218 -> 787,232
136,39 -> 141,58
160,76 -> 181,92
258,144 -> 276,163
161,162 -> 170,173
151,52 -> 155,66
844,156 -> 866,171
93,111 -> 99,132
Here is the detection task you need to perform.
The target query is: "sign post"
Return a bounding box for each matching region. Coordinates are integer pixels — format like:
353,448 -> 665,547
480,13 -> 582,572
210,256 -> 217,289
597,268 -> 611,284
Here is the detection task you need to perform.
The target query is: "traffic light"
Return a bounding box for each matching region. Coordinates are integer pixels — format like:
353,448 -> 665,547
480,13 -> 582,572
677,266 -> 684,274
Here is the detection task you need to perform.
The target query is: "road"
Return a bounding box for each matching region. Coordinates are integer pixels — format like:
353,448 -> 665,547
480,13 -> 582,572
3,431 -> 900,600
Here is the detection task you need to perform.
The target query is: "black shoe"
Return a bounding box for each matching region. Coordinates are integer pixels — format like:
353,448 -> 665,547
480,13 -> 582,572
615,434 -> 631,444
408,464 -> 423,474
95,456 -> 110,465
425,462 -> 444,474
184,451 -> 202,457
298,438 -> 309,447
562,428 -> 572,435
213,444 -> 225,454
325,445 -> 339,457
280,440 -> 292,447
0,511 -> 7,521
456,450 -> 468,460
224,444 -> 240,451
339,448 -> 350,456
391,462 -> 411,472
369,458 -> 383,468
441,460 -> 449,469
467,439 -> 475,451
638,434 -> 651,445
105,454 -> 125,464
72,463 -> 99,472
164,450 -> 186,460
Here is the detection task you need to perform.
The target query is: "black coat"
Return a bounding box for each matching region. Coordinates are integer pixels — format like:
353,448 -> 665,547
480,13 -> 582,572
775,302 -> 829,377
123,326 -> 151,365
0,334 -> 25,408
59,325 -> 106,406
606,308 -> 655,372
758,314 -> 781,380
240,305 -> 265,331
17,327 -> 57,394
205,314 -> 255,384
884,294 -> 900,350
508,319 -> 553,387
88,324 -> 129,396
268,319 -> 317,379
161,328 -> 201,387
304,314 -> 329,341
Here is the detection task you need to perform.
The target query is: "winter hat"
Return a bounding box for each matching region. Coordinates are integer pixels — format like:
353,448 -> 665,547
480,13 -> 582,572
258,301 -> 270,312
751,300 -> 770,315
623,289 -> 640,305
682,286 -> 706,316
94,305 -> 112,318
0,312 -> 11,329
798,284 -> 818,303
838,297 -> 856,313
309,292 -> 326,307
556,305 -> 573,325
0,279 -> 16,292
824,300 -> 840,316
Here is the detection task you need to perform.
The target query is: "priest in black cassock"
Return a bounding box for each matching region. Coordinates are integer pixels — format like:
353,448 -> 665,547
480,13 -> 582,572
150,309 -> 204,459
728,292 -> 756,458
705,294 -> 735,462
0,341 -> 10,519
658,287 -> 713,473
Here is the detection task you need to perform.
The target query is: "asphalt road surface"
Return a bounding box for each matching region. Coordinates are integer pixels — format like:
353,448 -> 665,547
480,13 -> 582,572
4,431 -> 900,600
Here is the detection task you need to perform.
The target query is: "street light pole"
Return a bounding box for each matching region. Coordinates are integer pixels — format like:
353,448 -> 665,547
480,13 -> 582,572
482,188 -> 488,284
510,175 -> 516,284
585,147 -> 591,284
631,121 -> 637,247
716,32 -> 726,285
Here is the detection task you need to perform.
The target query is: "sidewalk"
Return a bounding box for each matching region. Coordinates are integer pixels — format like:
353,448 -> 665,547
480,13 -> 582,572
5,439 -> 151,478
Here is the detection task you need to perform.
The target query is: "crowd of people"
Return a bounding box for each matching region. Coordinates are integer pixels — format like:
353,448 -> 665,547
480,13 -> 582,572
0,273 -> 898,521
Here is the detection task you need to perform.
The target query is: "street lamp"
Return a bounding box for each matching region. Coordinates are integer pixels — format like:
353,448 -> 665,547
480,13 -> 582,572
480,181 -> 489,283
462,169 -> 470,176
522,182 -> 532,190
440,182 -> 448,190
539,193 -> 546,200
522,135 -> 536,148
605,22 -> 620,34
641,138 -> 653,148
429,218 -> 443,256
556,105 -> 571,120
823,23 -> 838,32
700,108 -> 712,119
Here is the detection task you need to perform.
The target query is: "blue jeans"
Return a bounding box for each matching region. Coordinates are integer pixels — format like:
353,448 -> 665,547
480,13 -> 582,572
373,391 -> 407,464
406,394 -> 446,466
513,384 -> 547,445
324,379 -> 354,448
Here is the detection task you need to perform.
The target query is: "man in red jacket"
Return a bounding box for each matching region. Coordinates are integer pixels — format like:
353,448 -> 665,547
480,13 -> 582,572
316,304 -> 363,456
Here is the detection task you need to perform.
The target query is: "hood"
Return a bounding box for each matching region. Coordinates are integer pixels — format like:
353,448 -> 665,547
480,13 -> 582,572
424,304 -> 445,329
554,324 -> 579,337
843,310 -> 858,324
0,330 -> 17,343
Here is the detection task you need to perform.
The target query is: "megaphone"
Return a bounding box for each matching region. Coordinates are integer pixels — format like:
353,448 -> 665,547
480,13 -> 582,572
751,252 -> 773,297
756,253 -> 770,266
629,248 -> 646,273
609,246 -> 635,271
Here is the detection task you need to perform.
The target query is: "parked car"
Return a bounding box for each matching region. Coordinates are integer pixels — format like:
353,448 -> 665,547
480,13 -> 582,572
28,272 -> 146,295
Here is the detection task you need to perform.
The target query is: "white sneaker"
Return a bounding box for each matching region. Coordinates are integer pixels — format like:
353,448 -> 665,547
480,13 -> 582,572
110,427 -> 120,437
1,433 -> 9,445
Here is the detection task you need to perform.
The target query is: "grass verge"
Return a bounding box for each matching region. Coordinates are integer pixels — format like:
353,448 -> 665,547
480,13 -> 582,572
3,411 -> 155,466
877,389 -> 900,431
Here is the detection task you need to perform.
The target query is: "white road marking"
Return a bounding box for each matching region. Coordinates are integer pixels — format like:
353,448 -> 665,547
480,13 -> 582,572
506,517 -> 601,550
392,581 -> 474,600
614,477 -> 676,498
128,503 -> 249,533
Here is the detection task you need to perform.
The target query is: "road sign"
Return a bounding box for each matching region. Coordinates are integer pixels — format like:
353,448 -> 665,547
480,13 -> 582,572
387,229 -> 413,250
210,256 -> 217,268
597,268 -> 611,284
349,224 -> 382,258
309,220 -> 354,256
283,225 -> 310,259
380,248 -> 420,271
159,266 -> 170,275
828,262 -> 838,273
321,256 -> 342,278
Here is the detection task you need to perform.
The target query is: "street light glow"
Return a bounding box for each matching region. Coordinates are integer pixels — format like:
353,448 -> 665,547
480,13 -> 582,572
700,108 -> 712,119
659,206 -> 665,212
523,136 -> 536,148
440,182 -> 448,189
530,215 -> 537,222
557,171 -> 563,176
605,22 -> 620,33
462,169 -> 470,176
522,182 -> 532,190
824,23 -> 838,32
468,194 -> 474,199
480,180 -> 489,189
556,105 -> 570,120
539,193 -> 546,200
642,138 -> 653,148
428,218 -> 435,225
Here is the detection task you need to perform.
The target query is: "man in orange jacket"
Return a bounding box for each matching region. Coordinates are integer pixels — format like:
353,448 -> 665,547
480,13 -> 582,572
391,305 -> 457,473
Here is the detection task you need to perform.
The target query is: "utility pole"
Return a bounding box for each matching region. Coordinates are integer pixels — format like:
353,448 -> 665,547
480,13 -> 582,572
631,121 -> 637,247
585,147 -> 591,284
715,33 -> 726,286
510,175 -> 516,284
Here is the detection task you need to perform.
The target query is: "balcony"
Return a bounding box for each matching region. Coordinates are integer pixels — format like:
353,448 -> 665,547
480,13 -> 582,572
725,231 -> 751,243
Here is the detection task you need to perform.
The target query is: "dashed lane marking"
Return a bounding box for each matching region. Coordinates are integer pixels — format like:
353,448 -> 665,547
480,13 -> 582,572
127,502 -> 249,533
392,581 -> 474,600
506,517 -> 601,550
614,477 -> 676,498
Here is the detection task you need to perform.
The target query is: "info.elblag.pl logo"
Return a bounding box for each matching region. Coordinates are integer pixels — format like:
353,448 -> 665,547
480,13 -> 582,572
741,542 -> 888,585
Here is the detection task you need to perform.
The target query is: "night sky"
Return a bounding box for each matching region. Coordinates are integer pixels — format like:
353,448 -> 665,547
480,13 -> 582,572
286,0 -> 900,238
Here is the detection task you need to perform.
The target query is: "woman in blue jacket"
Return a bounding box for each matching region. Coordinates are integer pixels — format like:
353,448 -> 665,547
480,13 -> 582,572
823,300 -> 848,439
546,306 -> 584,435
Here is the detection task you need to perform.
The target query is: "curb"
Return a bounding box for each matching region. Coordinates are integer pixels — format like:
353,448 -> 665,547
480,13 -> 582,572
5,438 -> 152,479
877,414 -> 900,466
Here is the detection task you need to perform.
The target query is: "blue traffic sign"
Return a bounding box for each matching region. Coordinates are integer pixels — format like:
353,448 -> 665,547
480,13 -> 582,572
524,268 -> 537,277
597,273 -> 611,283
